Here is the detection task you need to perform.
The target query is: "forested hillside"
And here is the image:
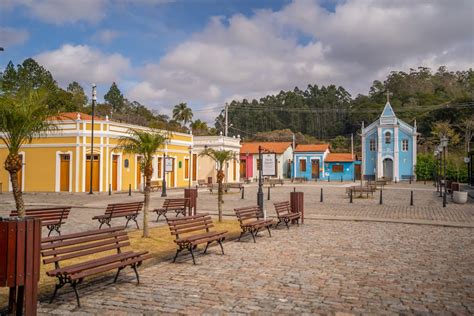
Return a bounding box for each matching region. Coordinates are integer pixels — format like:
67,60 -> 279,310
223,67 -> 473,149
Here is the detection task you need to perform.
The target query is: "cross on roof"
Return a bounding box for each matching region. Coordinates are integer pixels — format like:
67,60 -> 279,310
385,89 -> 393,103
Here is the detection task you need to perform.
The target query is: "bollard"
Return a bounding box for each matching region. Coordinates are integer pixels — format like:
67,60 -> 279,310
320,188 -> 323,202
410,190 -> 414,206
409,177 -> 412,184
443,191 -> 447,207
350,189 -> 353,203
341,176 -> 343,183
379,189 -> 383,204
129,184 -> 132,196
109,183 -> 112,196
241,186 -> 245,199
328,176 -> 330,182
267,186 -> 271,200
294,187 -> 296,192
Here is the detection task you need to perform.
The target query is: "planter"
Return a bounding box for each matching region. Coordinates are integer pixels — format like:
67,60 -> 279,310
453,191 -> 468,204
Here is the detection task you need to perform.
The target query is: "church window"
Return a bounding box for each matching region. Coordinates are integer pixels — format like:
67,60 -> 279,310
385,132 -> 391,144
369,139 -> 376,151
402,139 -> 409,151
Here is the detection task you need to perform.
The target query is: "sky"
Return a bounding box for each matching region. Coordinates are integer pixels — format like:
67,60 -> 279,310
1,0 -> 473,122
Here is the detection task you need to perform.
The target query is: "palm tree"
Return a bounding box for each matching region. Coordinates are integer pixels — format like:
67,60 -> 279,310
190,119 -> 209,135
117,129 -> 168,237
172,103 -> 193,127
199,148 -> 235,222
0,89 -> 57,217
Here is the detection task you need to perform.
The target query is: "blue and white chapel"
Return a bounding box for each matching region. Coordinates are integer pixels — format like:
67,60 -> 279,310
361,99 -> 417,181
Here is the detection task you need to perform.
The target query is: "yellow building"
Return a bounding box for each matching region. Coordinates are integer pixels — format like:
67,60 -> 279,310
0,112 -> 195,193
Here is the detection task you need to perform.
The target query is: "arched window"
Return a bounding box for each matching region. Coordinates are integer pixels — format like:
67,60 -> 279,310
385,131 -> 391,144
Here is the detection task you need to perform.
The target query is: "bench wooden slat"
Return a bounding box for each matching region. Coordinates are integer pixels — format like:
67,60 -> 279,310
42,235 -> 129,256
42,231 -> 127,250
42,226 -> 125,243
10,207 -> 71,236
43,241 -> 131,264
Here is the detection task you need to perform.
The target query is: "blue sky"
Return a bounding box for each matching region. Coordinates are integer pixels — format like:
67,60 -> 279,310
1,0 -> 472,121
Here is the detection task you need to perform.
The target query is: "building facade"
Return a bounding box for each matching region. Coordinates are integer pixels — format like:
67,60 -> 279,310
324,153 -> 361,181
0,112 -> 194,193
193,135 -> 241,184
239,142 -> 293,180
292,144 -> 330,180
361,102 -> 417,181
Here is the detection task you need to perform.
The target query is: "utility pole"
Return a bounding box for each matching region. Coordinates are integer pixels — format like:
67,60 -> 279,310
292,133 -> 296,181
225,103 -> 229,137
89,84 -> 96,194
351,133 -> 354,157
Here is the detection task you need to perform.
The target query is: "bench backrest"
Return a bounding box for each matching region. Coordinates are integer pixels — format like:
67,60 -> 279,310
41,226 -> 129,267
234,206 -> 260,225
105,202 -> 143,217
163,198 -> 188,210
273,201 -> 291,216
167,213 -> 213,239
10,207 -> 71,223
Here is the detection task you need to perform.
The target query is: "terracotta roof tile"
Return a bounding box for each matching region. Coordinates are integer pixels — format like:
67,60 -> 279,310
240,142 -> 292,154
294,144 -> 329,152
49,112 -> 105,121
325,153 -> 354,162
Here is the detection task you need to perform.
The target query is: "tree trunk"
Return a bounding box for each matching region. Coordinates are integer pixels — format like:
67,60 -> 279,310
143,163 -> 153,238
5,153 -> 25,217
9,170 -> 25,217
217,170 -> 224,222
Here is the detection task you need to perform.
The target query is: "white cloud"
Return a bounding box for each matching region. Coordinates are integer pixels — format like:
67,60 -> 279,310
6,0 -> 174,25
0,27 -> 29,47
34,44 -> 131,85
91,29 -> 121,44
126,0 -> 473,115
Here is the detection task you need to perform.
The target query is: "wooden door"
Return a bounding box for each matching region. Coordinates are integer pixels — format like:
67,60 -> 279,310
169,158 -> 175,187
192,154 -> 197,181
355,164 -> 361,180
311,160 -> 319,179
85,154 -> 100,192
112,155 -> 118,191
240,160 -> 246,178
60,154 -> 70,191
136,157 -> 142,188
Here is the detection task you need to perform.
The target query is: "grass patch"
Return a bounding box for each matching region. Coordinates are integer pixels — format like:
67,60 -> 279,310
0,220 -> 241,308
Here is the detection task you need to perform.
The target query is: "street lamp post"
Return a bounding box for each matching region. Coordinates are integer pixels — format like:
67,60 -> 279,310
434,150 -> 439,190
161,152 -> 167,197
257,146 -> 264,214
88,84 -> 96,194
441,136 -> 448,207
188,145 -> 192,189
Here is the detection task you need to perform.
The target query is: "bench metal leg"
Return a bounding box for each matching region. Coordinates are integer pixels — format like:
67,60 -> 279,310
274,219 -> 282,229
203,242 -> 210,254
49,283 -> 63,304
113,267 -> 123,283
284,219 -> 290,229
238,231 -> 244,241
267,226 -> 272,237
173,248 -> 183,263
189,246 -> 196,265
250,230 -> 256,243
132,264 -> 140,284
71,281 -> 81,308
218,240 -> 225,255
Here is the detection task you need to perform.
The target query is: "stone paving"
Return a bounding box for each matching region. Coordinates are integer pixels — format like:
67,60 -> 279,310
37,220 -> 474,315
1,182 -> 472,234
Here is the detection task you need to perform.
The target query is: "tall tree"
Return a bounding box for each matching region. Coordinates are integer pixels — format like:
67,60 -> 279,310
190,119 -> 209,135
117,129 -> 168,237
104,82 -> 124,114
172,102 -> 193,127
460,115 -> 474,153
199,148 -> 235,222
67,81 -> 88,110
0,88 -> 57,216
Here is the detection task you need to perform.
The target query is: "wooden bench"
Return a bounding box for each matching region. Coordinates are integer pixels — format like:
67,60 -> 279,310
41,226 -> 151,307
234,206 -> 273,243
92,201 -> 143,229
150,180 -> 161,192
269,179 -> 284,187
197,179 -> 207,187
226,182 -> 244,192
152,198 -> 188,221
346,185 -> 376,198
273,201 -> 301,229
292,177 -> 306,183
167,213 -> 227,265
10,207 -> 71,236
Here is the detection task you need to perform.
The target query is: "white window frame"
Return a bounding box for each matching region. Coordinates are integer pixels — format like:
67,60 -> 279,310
369,139 -> 376,151
402,139 -> 409,151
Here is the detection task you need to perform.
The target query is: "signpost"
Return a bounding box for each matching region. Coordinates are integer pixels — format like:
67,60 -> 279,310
165,157 -> 173,172
262,153 -> 276,176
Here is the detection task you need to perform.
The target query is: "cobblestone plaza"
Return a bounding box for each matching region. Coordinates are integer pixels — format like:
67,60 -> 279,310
1,182 -> 473,314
